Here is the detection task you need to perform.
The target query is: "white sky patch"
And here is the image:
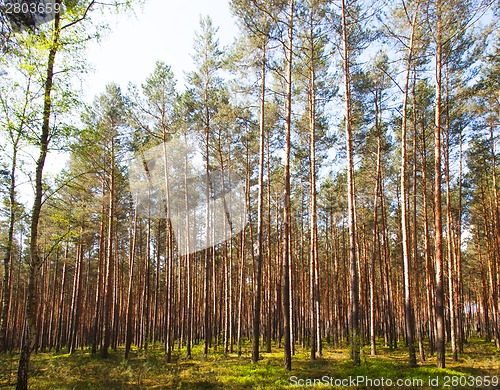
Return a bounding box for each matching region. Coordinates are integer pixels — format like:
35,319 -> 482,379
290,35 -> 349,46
83,0 -> 239,100
3,0 -> 239,210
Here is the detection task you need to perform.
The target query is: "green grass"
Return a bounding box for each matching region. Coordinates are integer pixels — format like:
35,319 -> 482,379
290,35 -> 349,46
0,338 -> 498,389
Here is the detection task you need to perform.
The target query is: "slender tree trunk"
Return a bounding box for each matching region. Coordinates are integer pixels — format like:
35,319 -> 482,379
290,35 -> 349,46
125,207 -> 137,360
16,5 -> 61,388
237,141 -> 251,356
228,200 -> 234,354
412,83 -> 425,362
400,3 -> 419,366
161,139 -> 173,362
444,68 -> 457,361
69,234 -> 83,354
184,134 -> 193,359
489,121 -> 500,349
252,43 -> 266,364
0,135 -> 20,353
55,251 -> 67,353
283,0 -> 294,371
101,139 -> 115,359
308,24 -> 321,360
456,131 -> 465,353
266,135 -> 273,353
165,221 -> 173,361
370,100 -> 382,356
420,117 -> 435,356
143,219 -> 151,352
341,0 -> 360,366
1,74 -> 32,353
203,103 -> 211,357
434,0 -> 446,368
47,249 -> 59,350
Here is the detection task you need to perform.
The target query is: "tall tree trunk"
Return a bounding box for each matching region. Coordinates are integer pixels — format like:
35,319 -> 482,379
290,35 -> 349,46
184,134 -> 193,359
266,134 -> 273,353
55,250 -> 67,353
203,103 -> 211,357
16,5 -> 61,388
434,0 -> 446,368
341,0 -> 360,366
308,21 -> 321,360
165,221 -> 173,361
420,116 -> 435,356
0,133 -> 20,353
456,131 -> 465,353
162,139 -> 173,362
47,248 -> 59,350
125,207 -> 137,360
92,181 -> 106,354
412,83 -> 425,362
283,0 -> 294,371
143,218 -> 151,352
400,2 -> 419,367
489,121 -> 500,349
69,234 -> 83,354
101,138 -> 115,358
252,42 -> 266,364
370,97 -> 382,356
237,139 -> 251,357
444,67 -> 457,361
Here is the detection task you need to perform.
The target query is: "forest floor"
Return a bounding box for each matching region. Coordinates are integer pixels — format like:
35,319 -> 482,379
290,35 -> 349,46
0,338 -> 498,389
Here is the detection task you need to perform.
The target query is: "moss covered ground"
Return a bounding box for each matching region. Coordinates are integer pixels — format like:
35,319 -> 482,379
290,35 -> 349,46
0,338 -> 498,389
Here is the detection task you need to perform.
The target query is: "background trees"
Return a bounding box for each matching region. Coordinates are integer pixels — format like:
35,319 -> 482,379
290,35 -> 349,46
0,0 -> 498,386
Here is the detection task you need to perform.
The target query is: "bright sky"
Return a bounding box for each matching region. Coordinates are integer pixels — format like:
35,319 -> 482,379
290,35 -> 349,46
17,0 -> 239,206
83,0 -> 239,101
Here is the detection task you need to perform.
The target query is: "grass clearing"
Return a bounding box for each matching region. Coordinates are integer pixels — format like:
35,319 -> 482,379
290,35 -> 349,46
0,338 -> 498,389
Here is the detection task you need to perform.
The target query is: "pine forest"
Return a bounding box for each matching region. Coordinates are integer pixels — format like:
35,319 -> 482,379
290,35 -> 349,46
0,0 -> 499,388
